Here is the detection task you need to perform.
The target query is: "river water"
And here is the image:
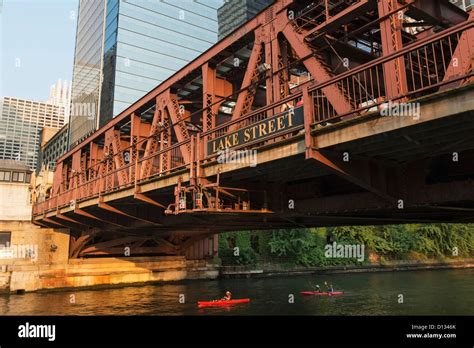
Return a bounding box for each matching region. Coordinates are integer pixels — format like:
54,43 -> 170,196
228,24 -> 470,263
1,269 -> 472,315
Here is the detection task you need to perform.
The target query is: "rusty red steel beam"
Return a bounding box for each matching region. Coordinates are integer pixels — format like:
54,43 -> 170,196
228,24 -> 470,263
55,213 -> 91,227
442,9 -> 474,88
52,161 -> 63,196
166,93 -> 192,163
231,27 -> 266,121
141,97 -> 163,179
32,220 -> 50,228
134,192 -> 167,209
202,63 -> 217,133
73,208 -> 127,228
42,217 -> 67,228
280,23 -> 353,114
276,0 -> 416,87
313,15 -> 473,87
303,0 -> 375,39
34,1 -> 474,218
69,234 -> 94,258
97,199 -> 163,226
377,0 -> 408,99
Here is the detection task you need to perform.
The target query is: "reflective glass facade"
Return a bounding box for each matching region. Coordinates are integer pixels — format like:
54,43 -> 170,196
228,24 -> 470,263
218,0 -> 272,40
69,0 -> 223,147
68,0 -> 106,149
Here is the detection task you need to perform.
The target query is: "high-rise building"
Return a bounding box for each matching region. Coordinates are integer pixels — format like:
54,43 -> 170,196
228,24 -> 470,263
37,124 -> 69,173
68,0 -> 224,149
47,79 -> 72,123
67,0 -> 105,150
217,0 -> 273,40
0,97 -> 65,171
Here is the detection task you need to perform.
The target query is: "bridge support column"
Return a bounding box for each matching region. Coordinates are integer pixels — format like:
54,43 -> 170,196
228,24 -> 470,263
377,0 -> 408,99
303,85 -> 315,159
441,10 -> 474,89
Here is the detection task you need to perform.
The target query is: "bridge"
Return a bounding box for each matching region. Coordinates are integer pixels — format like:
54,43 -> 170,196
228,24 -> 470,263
32,0 -> 474,259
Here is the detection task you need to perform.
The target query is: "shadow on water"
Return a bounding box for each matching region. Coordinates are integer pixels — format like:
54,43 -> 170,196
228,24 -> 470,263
0,269 -> 472,315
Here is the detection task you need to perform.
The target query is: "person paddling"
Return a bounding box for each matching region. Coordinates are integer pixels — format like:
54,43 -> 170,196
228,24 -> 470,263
222,291 -> 232,301
325,281 -> 334,293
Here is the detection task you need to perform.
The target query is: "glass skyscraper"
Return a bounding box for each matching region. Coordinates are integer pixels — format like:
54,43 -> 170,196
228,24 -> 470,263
68,0 -> 223,149
68,0 -> 107,149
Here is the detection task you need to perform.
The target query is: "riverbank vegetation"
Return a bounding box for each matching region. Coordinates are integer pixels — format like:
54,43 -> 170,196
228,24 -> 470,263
218,224 -> 474,266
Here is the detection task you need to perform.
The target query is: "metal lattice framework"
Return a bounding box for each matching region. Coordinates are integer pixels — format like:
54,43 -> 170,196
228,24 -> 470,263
32,0 -> 474,258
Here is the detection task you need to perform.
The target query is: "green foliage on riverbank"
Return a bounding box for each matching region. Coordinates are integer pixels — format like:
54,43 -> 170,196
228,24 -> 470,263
218,224 -> 474,266
218,231 -> 258,265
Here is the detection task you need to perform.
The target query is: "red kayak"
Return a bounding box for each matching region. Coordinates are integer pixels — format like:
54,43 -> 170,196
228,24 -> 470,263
300,291 -> 344,296
197,298 -> 250,308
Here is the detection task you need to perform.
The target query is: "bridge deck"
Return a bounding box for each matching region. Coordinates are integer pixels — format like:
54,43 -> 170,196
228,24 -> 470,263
35,84 -> 474,231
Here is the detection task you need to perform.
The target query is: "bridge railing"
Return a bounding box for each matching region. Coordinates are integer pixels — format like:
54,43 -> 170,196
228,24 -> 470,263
33,137 -> 193,215
308,20 -> 474,125
136,138 -> 190,183
76,175 -> 100,201
32,200 -> 47,215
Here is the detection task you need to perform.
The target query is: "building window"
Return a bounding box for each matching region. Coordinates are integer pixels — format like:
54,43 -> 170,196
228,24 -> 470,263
0,171 -> 11,182
12,171 -> 25,182
0,232 -> 11,246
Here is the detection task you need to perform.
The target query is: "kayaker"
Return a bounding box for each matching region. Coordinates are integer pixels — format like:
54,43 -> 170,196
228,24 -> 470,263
315,284 -> 321,293
222,291 -> 232,301
324,281 -> 334,293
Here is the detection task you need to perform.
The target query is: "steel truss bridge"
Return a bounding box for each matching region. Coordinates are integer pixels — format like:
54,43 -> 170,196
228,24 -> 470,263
33,0 -> 474,259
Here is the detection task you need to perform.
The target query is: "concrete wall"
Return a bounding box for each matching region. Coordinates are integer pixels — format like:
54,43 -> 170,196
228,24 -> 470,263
0,221 -> 69,265
0,221 -> 70,292
2,256 -> 219,293
0,183 -> 32,221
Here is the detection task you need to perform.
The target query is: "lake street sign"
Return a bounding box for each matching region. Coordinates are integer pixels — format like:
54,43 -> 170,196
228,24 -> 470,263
207,106 -> 304,155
